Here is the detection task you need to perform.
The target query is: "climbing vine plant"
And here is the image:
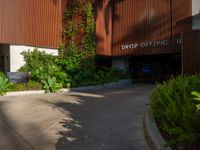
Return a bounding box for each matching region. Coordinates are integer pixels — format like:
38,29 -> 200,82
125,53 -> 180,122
56,0 -> 96,87
60,0 -> 95,58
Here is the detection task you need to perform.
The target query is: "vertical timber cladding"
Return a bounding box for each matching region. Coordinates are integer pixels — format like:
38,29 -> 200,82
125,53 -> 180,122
172,0 -> 192,51
95,0 -> 193,56
95,0 -> 112,55
112,0 -> 172,56
0,0 -> 62,48
182,31 -> 200,75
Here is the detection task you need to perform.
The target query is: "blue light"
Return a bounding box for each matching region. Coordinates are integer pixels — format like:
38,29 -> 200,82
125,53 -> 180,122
141,66 -> 151,74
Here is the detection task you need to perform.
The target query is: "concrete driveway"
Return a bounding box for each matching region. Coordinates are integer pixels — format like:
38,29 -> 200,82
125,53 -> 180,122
0,84 -> 154,150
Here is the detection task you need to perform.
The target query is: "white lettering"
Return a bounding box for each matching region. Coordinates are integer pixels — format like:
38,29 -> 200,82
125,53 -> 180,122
120,40 -> 168,50
149,41 -> 153,47
133,44 -> 138,49
163,40 -> 168,45
153,41 -> 157,47
140,42 -> 146,48
156,41 -> 161,46
129,44 -> 134,49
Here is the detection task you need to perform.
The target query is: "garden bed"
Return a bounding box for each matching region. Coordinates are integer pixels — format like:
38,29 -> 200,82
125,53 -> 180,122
150,75 -> 200,150
5,79 -> 132,96
144,107 -> 171,150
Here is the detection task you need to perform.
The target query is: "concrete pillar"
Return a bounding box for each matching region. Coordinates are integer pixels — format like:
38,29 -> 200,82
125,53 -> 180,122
112,57 -> 129,72
0,44 -> 10,72
192,0 -> 200,30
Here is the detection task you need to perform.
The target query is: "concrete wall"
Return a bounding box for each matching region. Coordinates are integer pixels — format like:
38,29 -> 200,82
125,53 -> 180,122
192,0 -> 200,30
9,45 -> 58,72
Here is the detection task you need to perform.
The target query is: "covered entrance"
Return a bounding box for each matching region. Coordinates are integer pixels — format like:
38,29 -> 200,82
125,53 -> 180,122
130,54 -> 181,82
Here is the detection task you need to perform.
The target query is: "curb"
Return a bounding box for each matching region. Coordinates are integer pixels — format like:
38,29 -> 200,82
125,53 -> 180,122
5,79 -> 132,97
143,107 -> 172,150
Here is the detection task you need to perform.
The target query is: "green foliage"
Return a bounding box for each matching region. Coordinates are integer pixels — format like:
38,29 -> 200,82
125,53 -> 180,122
191,91 -> 200,110
83,1 -> 95,54
58,43 -> 65,58
56,42 -> 95,87
19,49 -> 67,92
20,48 -> 128,89
150,75 -> 200,146
42,77 -> 62,93
10,82 -> 42,92
60,0 -> 97,87
0,72 -> 12,96
95,68 -> 123,85
31,64 -> 68,85
63,21 -> 79,40
63,0 -> 95,55
19,48 -> 55,72
31,64 -> 66,93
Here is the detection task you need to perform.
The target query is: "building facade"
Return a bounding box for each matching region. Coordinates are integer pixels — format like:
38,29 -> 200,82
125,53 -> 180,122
0,0 -> 68,72
96,0 -> 200,79
0,0 -> 199,76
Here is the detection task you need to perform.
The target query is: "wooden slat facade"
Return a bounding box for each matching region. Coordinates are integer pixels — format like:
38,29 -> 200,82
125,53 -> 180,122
182,30 -> 200,75
112,0 -> 172,56
0,0 -> 63,48
95,0 -> 112,55
96,0 -> 192,56
172,0 -> 192,51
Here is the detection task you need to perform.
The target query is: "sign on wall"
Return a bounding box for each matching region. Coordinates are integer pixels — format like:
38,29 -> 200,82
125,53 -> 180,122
7,72 -> 30,84
121,40 -> 168,50
120,38 -> 182,50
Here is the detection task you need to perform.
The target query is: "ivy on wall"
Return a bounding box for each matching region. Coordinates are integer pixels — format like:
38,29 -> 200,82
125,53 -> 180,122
60,0 -> 95,58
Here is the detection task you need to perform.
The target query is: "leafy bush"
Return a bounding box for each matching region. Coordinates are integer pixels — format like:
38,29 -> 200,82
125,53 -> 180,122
20,50 -> 67,92
56,42 -> 95,87
42,77 -> 62,93
0,72 -> 12,96
31,64 -> 68,85
19,48 -> 128,89
31,65 -> 65,93
19,48 -> 56,72
150,75 -> 200,147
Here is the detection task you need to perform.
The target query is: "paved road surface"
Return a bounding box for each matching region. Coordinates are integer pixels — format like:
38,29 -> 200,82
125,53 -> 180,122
0,84 -> 154,150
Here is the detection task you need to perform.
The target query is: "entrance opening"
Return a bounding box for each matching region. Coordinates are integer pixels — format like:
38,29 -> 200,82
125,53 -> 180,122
129,53 -> 181,82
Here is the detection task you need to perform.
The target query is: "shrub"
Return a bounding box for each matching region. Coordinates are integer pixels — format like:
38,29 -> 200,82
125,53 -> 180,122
31,64 -> 68,85
0,72 -> 12,96
42,77 -> 62,93
19,48 -> 56,73
20,47 -> 128,91
56,42 -> 95,87
31,65 -> 65,92
150,75 -> 200,147
20,49 -> 67,92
